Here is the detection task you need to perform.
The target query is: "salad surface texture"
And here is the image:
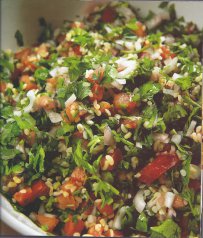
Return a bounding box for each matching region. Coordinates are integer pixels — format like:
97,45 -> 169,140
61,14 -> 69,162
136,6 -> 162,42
0,2 -> 202,237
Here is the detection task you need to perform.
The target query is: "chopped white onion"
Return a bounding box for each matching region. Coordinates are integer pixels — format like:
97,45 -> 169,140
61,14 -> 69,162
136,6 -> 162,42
47,111 -> 62,123
171,134 -> 182,145
153,133 -> 169,143
104,126 -> 115,146
164,57 -> 178,74
133,190 -> 146,213
23,90 -> 36,113
136,142 -> 142,148
85,69 -> 94,79
163,88 -> 178,98
116,58 -> 137,78
115,79 -> 126,85
172,73 -> 182,80
164,192 -> 175,208
65,93 -> 77,107
50,66 -> 69,77
13,110 -> 22,117
186,120 -> 197,136
113,206 -> 129,230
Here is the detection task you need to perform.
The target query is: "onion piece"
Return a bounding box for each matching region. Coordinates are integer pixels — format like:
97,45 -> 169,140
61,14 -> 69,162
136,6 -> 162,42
104,126 -> 115,146
164,192 -> 175,208
113,206 -> 129,230
46,111 -> 62,123
171,134 -> 182,145
186,120 -> 197,136
116,58 -> 137,78
50,66 -> 69,77
65,93 -> 76,107
24,90 -> 36,113
163,57 -> 178,74
133,190 -> 146,213
163,88 -> 178,98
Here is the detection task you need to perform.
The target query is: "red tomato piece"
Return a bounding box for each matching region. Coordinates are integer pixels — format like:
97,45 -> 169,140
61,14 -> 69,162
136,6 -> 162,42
0,81 -> 7,92
122,118 -> 137,129
32,180 -> 50,198
63,215 -> 85,236
161,46 -> 176,60
71,167 -> 87,185
139,153 -> 179,185
87,67 -> 104,84
134,21 -> 146,37
72,45 -> 82,56
36,214 -> 59,232
95,200 -> 114,218
65,101 -> 80,123
99,101 -> 111,114
90,84 -> 104,102
57,194 -> 79,211
100,148 -> 123,171
101,7 -> 117,23
113,93 -> 137,114
20,75 -> 38,91
88,225 -> 104,237
15,48 -> 31,62
13,187 -> 34,206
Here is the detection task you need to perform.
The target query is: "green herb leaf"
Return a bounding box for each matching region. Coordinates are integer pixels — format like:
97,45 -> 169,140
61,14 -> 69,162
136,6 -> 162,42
163,104 -> 187,123
136,212 -> 148,232
150,219 -> 180,238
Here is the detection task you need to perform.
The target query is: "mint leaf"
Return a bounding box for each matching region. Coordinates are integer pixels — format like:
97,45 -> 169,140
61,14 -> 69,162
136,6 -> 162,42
136,212 -> 148,232
150,219 -> 180,238
163,104 -> 187,123
175,76 -> 191,90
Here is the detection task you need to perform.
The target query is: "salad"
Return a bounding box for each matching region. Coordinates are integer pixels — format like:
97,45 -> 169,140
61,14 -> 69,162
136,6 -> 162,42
0,2 -> 202,237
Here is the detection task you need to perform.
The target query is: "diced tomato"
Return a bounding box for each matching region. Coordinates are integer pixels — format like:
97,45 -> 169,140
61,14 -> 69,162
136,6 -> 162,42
138,153 -> 179,185
20,75 -> 38,91
161,46 -> 176,60
35,95 -> 56,111
32,180 -> 49,198
47,78 -> 57,88
0,81 -> 7,92
99,101 -> 111,114
63,215 -> 85,236
134,21 -> 146,37
65,101 -> 81,123
72,45 -> 82,56
95,200 -> 114,218
36,214 -> 59,232
122,118 -> 137,129
15,48 -> 31,62
189,179 -> 201,191
71,167 -> 87,185
101,7 -> 117,23
100,148 -> 123,171
25,130 -> 36,146
87,67 -> 104,84
90,84 -> 104,102
173,195 -> 187,209
13,187 -> 34,206
56,34 -> 66,44
88,224 -> 104,237
57,194 -> 79,210
104,229 -> 123,237
113,93 -> 137,114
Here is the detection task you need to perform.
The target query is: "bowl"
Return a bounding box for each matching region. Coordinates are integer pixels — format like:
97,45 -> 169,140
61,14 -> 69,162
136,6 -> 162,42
1,0 -> 202,236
